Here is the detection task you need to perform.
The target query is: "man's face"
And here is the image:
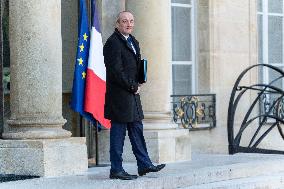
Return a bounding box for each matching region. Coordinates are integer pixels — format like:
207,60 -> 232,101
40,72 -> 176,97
116,12 -> 134,35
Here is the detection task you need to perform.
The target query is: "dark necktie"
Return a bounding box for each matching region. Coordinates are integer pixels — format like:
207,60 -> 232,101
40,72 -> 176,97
127,37 -> 136,54
127,37 -> 133,45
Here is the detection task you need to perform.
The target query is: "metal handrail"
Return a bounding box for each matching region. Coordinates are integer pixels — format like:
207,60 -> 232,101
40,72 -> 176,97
171,94 -> 216,130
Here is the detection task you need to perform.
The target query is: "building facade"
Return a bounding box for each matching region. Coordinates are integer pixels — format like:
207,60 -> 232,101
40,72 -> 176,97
0,0 -> 284,176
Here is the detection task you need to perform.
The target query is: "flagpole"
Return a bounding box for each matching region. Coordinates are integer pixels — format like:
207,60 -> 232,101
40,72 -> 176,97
90,0 -> 100,166
86,0 -> 96,167
86,0 -> 93,166
88,121 -> 93,159
91,0 -> 99,166
90,0 -> 99,166
79,115 -> 84,137
95,120 -> 99,165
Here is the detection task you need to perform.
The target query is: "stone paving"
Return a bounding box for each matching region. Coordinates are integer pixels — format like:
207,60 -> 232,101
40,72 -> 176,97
1,153 -> 284,189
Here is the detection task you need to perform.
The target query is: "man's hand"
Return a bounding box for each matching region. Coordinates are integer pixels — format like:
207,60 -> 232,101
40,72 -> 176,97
135,86 -> 141,94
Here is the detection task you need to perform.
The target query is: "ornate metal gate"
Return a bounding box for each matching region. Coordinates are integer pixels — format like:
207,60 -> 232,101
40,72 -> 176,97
228,64 -> 284,154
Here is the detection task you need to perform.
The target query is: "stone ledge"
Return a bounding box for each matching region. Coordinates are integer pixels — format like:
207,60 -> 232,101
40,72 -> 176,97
0,137 -> 86,148
2,127 -> 72,139
0,137 -> 88,177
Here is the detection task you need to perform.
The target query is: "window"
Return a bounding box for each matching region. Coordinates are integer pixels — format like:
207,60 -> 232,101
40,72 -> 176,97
258,0 -> 284,85
258,0 -> 284,116
171,0 -> 196,95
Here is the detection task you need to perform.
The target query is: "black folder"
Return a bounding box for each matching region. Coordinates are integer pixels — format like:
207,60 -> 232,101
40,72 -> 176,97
138,59 -> 147,84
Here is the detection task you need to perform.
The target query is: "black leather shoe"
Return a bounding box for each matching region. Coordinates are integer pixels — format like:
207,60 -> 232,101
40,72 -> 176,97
109,170 -> 138,180
138,164 -> 166,176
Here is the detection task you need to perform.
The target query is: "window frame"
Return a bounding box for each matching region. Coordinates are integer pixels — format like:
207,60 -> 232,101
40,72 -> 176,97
258,0 -> 284,87
258,0 -> 284,119
171,0 -> 197,95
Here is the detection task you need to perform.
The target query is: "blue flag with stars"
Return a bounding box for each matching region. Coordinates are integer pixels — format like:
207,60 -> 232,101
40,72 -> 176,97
71,0 -> 96,123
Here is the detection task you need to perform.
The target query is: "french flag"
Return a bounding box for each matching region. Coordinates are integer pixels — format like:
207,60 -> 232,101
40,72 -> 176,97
84,0 -> 111,128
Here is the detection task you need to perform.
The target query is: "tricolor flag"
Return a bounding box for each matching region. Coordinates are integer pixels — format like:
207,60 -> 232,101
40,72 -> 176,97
71,0 -> 96,123
84,0 -> 111,128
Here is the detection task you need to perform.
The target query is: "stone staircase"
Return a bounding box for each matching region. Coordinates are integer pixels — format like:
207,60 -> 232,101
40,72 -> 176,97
1,153 -> 284,189
183,173 -> 284,189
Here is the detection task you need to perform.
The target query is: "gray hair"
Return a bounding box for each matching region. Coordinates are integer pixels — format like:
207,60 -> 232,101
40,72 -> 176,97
116,11 -> 134,23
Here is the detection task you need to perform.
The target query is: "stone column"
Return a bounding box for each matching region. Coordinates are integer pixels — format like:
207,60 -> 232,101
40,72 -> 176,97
0,0 -> 88,176
3,0 -> 69,139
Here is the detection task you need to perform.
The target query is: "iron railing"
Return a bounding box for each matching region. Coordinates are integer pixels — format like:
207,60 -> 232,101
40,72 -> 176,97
259,93 -> 284,121
171,94 -> 216,130
228,64 -> 284,155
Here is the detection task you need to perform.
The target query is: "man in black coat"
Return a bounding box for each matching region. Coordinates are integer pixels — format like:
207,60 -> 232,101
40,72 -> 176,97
103,11 -> 165,180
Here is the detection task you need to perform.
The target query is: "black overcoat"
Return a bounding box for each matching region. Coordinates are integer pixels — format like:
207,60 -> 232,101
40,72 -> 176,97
103,29 -> 144,122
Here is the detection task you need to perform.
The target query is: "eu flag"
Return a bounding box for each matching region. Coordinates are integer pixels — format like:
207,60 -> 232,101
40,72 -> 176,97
71,0 -> 96,123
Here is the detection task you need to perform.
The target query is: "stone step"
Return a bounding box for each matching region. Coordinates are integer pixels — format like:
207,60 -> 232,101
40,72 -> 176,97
1,154 -> 284,189
183,172 -> 284,189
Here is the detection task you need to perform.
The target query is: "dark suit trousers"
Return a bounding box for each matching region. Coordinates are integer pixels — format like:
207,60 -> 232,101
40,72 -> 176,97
110,121 -> 153,173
